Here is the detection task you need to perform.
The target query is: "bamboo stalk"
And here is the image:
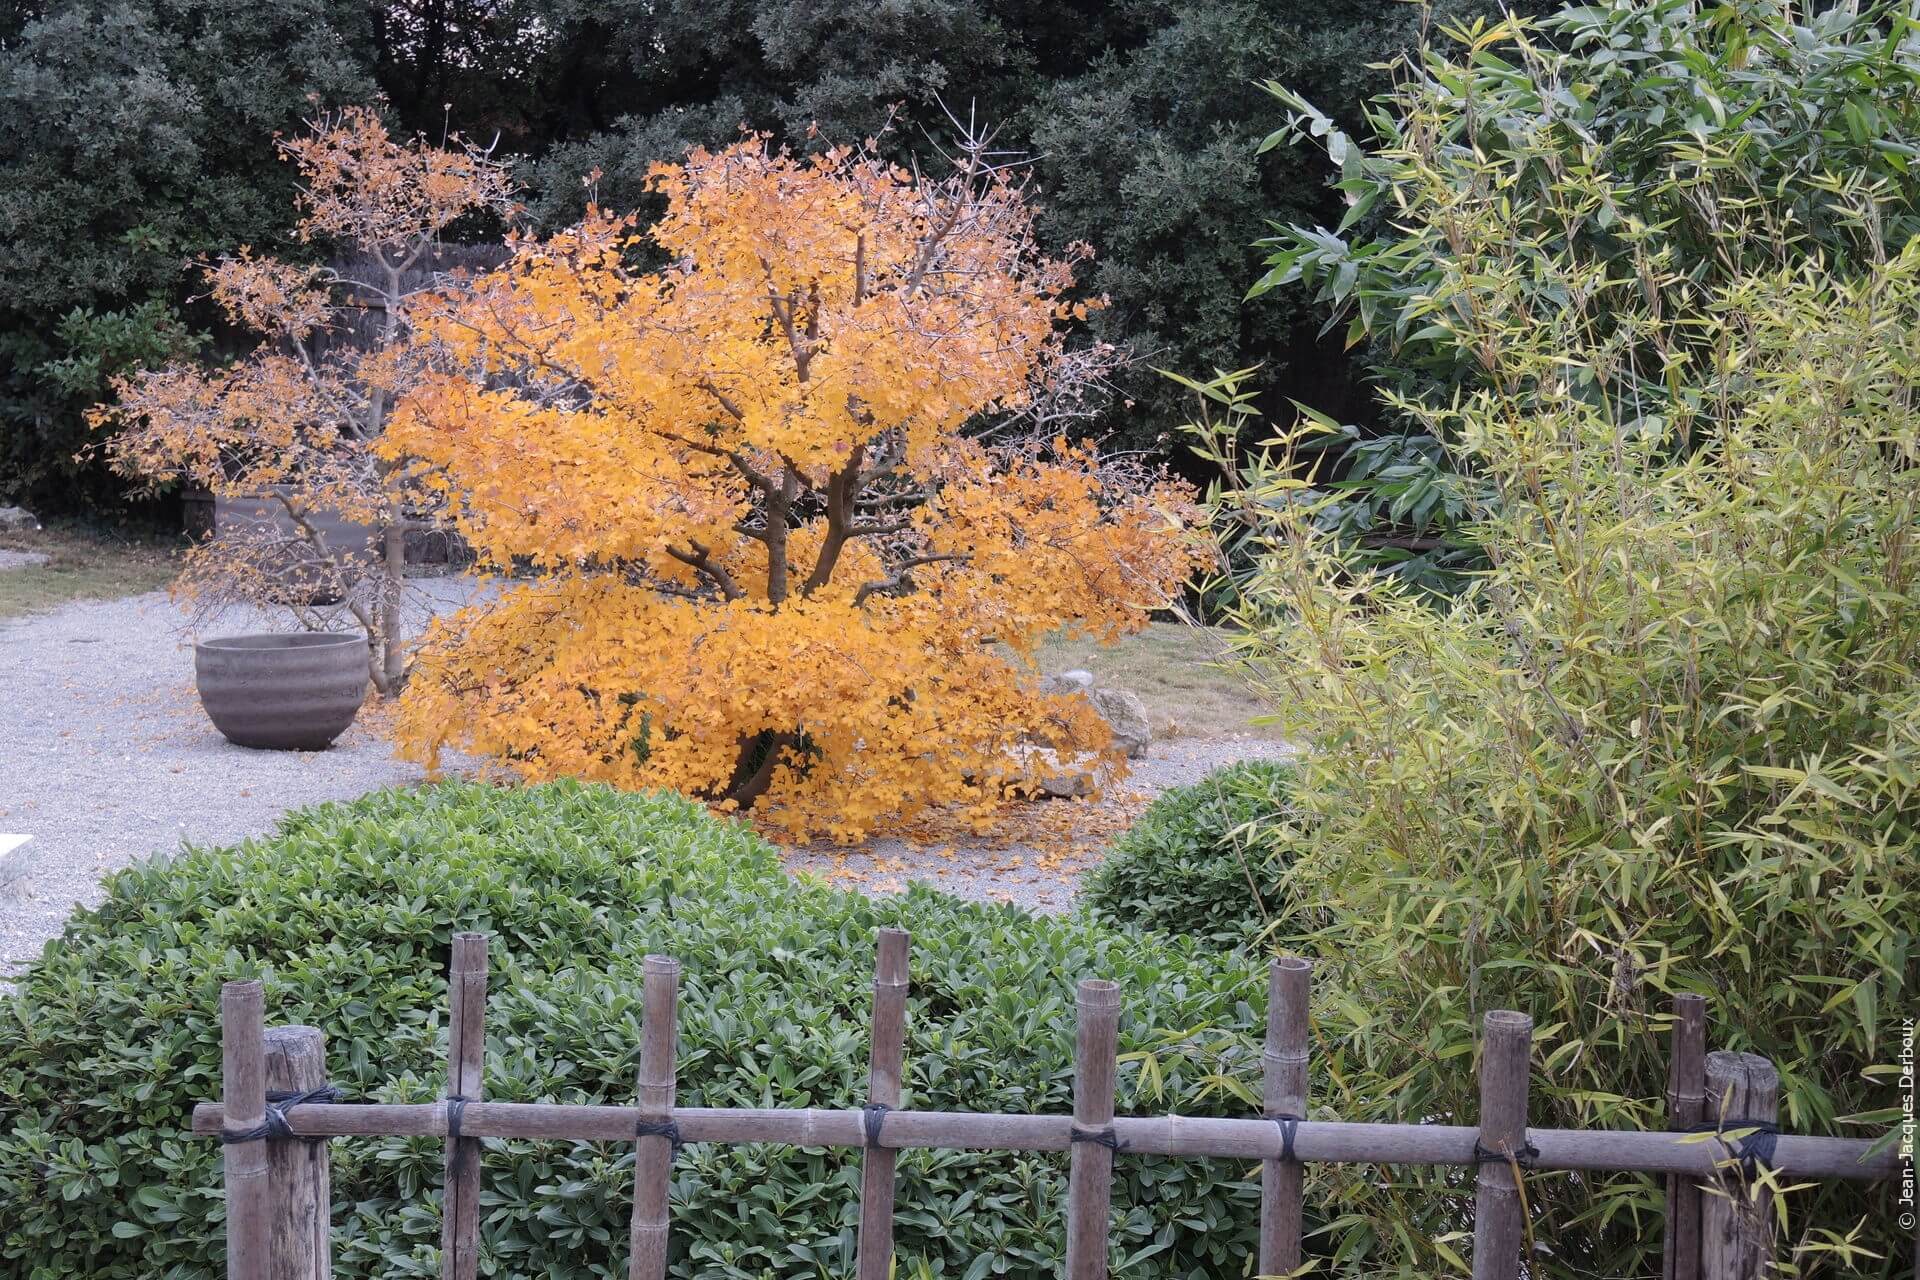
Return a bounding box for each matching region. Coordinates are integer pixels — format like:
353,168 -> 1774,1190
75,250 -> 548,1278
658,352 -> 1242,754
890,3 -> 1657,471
1700,1051 -> 1780,1280
1663,995 -> 1708,1280
1471,1010 -> 1533,1280
186,1103 -> 1899,1179
441,933 -> 489,1280
264,1026 -> 331,1280
628,956 -> 681,1280
1065,978 -> 1121,1280
221,981 -> 271,1280
856,929 -> 911,1280
1260,957 -> 1311,1278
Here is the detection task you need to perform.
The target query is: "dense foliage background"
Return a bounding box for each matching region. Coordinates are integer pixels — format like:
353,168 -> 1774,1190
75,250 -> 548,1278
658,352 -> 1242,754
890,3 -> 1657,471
1159,3 -> 1920,1270
1250,0 -> 1920,591
0,0 -> 373,514
0,0 -> 1548,519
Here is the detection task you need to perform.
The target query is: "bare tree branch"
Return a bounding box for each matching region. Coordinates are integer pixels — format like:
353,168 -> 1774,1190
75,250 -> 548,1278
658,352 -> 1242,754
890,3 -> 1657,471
853,552 -> 971,605
665,540 -> 745,601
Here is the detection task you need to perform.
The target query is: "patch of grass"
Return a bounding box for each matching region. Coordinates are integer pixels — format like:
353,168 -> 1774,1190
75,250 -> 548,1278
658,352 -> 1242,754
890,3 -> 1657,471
1032,621 -> 1280,740
0,524 -> 181,620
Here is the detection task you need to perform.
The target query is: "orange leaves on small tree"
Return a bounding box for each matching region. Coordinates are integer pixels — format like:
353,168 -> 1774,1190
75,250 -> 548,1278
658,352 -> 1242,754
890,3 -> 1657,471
280,106 -> 513,255
93,106 -> 513,692
386,132 -> 1204,840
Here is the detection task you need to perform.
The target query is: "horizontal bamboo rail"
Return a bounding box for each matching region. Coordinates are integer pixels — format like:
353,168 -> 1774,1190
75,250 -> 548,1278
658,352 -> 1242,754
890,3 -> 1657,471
188,1100 -> 1896,1180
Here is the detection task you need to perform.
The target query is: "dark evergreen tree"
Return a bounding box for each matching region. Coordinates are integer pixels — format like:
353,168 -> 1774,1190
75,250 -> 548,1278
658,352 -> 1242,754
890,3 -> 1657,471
0,0 -> 372,515
1,0 -> 1538,513
506,0 -> 1525,458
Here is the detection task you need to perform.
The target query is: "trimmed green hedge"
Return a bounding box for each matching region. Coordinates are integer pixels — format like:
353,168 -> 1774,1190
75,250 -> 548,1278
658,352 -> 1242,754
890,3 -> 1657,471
1083,760 -> 1299,946
0,781 -> 1268,1279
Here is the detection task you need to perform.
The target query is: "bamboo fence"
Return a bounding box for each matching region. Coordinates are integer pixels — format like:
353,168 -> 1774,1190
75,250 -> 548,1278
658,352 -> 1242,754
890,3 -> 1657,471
192,931 -> 1904,1280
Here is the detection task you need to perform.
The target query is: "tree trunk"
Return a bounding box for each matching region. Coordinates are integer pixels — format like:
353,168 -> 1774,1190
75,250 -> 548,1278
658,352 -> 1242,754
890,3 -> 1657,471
724,731 -> 796,809
803,451 -> 864,597
379,501 -> 407,693
764,469 -> 795,605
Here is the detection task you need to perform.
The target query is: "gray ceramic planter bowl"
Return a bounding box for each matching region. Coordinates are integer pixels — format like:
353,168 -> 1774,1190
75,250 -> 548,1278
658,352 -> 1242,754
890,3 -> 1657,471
194,633 -> 369,751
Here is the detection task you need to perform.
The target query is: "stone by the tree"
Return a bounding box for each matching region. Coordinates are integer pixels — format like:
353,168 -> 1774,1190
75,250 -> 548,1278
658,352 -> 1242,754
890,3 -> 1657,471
1087,687 -> 1153,759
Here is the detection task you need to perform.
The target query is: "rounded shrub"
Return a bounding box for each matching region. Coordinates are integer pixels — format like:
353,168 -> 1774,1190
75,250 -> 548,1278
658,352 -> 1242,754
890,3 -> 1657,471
0,781 -> 1268,1280
1083,759 -> 1299,946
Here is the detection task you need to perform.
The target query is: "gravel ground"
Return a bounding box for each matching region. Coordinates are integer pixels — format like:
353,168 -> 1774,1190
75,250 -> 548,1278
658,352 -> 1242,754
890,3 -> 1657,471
780,735 -> 1295,914
1,580 -> 1289,977
0,582 -> 478,977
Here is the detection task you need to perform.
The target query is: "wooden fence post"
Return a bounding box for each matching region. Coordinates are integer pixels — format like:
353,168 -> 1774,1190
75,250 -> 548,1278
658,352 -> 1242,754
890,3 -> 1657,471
1471,1009 -> 1533,1280
856,928 -> 911,1280
1260,957 -> 1311,1277
441,933 -> 489,1280
1700,1051 -> 1779,1280
1065,978 -> 1122,1280
265,1026 -> 331,1280
628,955 -> 681,1280
221,980 -> 270,1280
1663,995 -> 1708,1280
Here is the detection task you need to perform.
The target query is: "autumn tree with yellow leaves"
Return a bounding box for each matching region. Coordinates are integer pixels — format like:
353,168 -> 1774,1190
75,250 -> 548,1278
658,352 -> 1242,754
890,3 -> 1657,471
387,134 -> 1203,839
97,107 -> 513,692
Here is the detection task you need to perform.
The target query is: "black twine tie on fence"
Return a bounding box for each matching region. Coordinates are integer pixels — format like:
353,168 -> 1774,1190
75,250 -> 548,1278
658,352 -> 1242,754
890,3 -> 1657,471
1272,1115 -> 1301,1163
219,1086 -> 345,1144
446,1096 -> 470,1142
634,1117 -> 684,1155
1069,1125 -> 1127,1153
1472,1137 -> 1540,1170
863,1103 -> 891,1149
1688,1118 -> 1781,1177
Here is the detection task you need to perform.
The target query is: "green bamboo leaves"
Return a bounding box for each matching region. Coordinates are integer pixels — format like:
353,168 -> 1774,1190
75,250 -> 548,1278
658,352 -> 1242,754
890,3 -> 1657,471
1183,9 -> 1920,1270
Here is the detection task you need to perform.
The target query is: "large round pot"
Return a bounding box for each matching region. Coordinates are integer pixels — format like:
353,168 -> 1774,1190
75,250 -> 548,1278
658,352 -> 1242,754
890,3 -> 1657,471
194,633 -> 369,750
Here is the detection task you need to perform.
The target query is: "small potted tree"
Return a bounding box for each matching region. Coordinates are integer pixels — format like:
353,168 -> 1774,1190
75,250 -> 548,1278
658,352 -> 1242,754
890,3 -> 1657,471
95,106 -> 512,748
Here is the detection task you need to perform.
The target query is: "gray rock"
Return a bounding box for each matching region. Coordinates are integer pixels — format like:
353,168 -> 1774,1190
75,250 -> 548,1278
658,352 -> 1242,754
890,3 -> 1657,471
1040,668 -> 1094,695
0,835 -> 34,889
0,506 -> 40,532
1037,769 -> 1094,799
1088,686 -> 1153,759
1009,743 -> 1100,800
